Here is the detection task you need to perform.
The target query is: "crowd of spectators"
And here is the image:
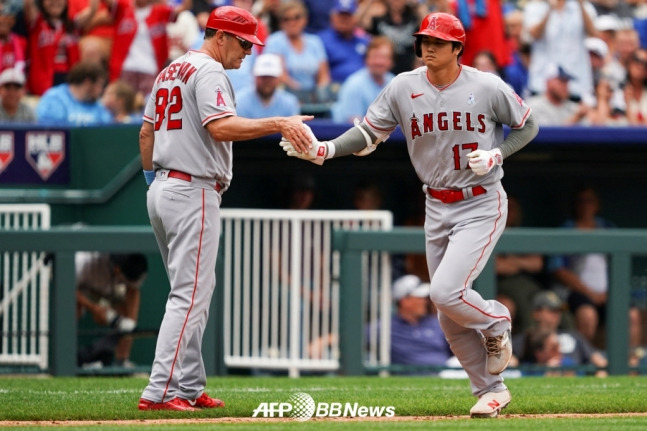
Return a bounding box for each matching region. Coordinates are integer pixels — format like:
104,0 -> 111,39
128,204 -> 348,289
0,0 -> 646,125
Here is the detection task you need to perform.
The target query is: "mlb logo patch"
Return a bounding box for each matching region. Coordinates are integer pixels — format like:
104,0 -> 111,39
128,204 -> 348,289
0,132 -> 14,175
25,132 -> 65,180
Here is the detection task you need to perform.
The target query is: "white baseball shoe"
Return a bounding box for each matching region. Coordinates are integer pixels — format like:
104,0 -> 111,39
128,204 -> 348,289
484,329 -> 512,375
470,389 -> 511,418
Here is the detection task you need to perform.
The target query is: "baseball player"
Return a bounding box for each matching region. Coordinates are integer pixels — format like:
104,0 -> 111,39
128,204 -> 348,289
280,12 -> 539,418
138,6 -> 313,411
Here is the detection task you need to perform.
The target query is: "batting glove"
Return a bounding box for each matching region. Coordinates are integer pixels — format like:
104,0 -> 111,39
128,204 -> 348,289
114,317 -> 137,333
466,148 -> 503,176
279,124 -> 334,166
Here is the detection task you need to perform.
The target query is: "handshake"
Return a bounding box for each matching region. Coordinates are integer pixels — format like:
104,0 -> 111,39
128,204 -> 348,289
279,124 -> 332,166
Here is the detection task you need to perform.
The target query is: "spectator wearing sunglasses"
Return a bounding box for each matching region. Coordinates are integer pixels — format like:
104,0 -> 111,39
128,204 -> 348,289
263,0 -> 332,108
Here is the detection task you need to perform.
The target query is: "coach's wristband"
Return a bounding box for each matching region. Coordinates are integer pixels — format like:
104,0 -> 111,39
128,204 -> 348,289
143,170 -> 155,186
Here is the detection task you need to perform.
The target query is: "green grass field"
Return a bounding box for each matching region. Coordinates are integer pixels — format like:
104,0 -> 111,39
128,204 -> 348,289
1,375 -> 646,430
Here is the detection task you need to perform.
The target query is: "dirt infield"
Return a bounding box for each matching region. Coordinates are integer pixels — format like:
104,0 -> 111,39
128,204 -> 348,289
2,412 -> 647,426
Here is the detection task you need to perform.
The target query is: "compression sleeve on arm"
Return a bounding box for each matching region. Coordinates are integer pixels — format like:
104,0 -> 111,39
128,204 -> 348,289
498,113 -> 538,159
330,124 -> 376,157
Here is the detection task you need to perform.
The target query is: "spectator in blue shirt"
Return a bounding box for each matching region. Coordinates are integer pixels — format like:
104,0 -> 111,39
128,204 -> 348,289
318,0 -> 370,90
36,61 -> 112,126
302,0 -> 337,34
331,35 -> 394,123
366,274 -> 453,374
236,53 -> 301,118
263,0 -> 331,105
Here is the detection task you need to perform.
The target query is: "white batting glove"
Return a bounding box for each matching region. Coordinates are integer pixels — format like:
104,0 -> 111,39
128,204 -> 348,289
279,124 -> 333,166
115,317 -> 137,333
466,148 -> 503,176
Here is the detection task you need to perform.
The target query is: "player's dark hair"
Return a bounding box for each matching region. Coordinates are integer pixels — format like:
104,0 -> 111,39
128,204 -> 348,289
453,41 -> 464,58
110,253 -> 148,282
414,37 -> 464,58
204,28 -> 217,40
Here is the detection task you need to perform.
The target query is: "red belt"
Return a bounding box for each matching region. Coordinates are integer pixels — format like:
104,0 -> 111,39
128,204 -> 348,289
427,185 -> 486,204
168,170 -> 222,192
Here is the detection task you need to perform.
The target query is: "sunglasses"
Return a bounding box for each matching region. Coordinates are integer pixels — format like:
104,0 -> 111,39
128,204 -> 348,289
229,33 -> 254,51
281,14 -> 303,22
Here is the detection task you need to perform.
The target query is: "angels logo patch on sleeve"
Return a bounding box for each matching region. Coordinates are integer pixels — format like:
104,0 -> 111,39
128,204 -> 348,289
216,88 -> 227,107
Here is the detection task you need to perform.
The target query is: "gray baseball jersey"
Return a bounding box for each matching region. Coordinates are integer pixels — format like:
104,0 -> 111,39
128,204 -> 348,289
144,50 -> 236,188
364,65 -> 531,396
365,65 -> 530,189
141,50 -> 235,403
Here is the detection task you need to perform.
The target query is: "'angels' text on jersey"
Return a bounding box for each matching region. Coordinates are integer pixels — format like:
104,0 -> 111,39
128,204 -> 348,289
410,111 -> 486,140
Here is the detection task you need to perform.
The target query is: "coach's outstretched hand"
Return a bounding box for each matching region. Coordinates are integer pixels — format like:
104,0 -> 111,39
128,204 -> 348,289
280,124 -> 331,166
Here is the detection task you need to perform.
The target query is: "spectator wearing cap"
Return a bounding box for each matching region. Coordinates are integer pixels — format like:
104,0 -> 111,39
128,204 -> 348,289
523,0 -> 598,102
235,53 -> 300,118
365,274 -> 453,374
0,68 -> 35,123
223,0 -> 271,93
586,36 -> 610,87
0,1 -> 26,75
525,64 -> 590,125
317,0 -> 370,90
36,60 -> 112,126
593,15 -> 633,86
512,290 -> 608,376
331,35 -> 394,123
584,37 -> 628,125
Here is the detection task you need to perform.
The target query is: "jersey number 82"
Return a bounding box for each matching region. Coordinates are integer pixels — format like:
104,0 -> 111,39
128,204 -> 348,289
154,87 -> 183,131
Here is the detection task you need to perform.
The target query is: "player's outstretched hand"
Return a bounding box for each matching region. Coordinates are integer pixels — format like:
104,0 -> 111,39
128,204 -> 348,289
280,123 -> 330,165
279,115 -> 315,154
466,148 -> 503,175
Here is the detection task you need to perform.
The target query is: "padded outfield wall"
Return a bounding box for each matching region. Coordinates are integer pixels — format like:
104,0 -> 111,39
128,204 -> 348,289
0,122 -> 645,371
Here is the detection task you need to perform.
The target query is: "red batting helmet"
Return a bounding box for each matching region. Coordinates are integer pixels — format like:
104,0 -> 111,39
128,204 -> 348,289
413,13 -> 465,57
206,6 -> 264,46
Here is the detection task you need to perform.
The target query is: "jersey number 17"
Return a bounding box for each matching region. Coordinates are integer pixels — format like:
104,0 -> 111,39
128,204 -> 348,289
452,143 -> 478,170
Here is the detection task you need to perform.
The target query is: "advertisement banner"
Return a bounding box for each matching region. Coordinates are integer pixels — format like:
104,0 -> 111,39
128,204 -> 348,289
0,128 -> 69,185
